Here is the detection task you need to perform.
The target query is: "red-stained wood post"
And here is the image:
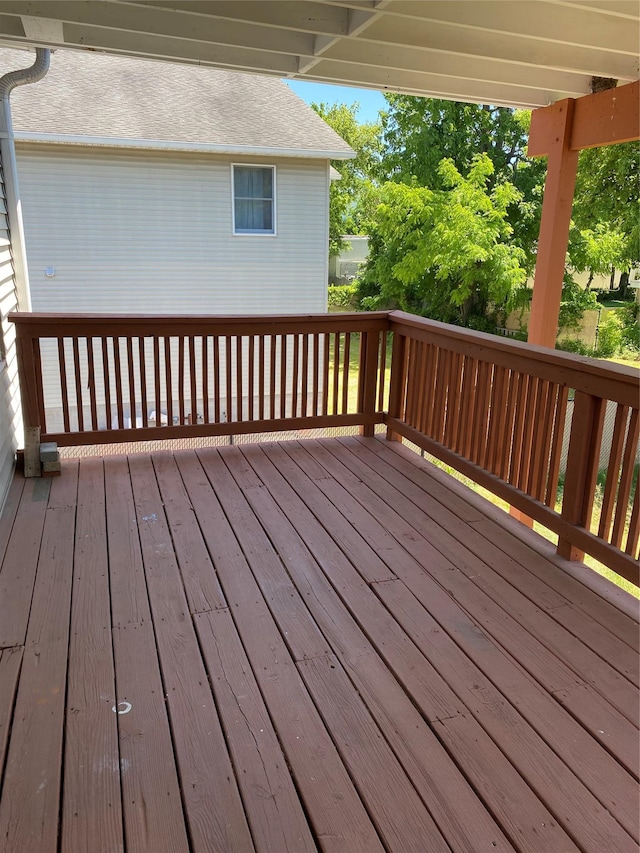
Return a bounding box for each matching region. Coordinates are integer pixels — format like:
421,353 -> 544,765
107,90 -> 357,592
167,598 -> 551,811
527,99 -> 579,348
358,329 -> 380,437
558,391 -> 605,561
15,329 -> 43,477
386,331 -> 408,442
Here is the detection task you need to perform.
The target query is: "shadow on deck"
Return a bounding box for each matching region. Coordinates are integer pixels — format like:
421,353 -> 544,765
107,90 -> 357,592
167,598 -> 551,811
0,436 -> 638,852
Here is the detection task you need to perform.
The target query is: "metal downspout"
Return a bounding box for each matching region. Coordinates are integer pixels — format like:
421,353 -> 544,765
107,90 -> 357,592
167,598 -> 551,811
0,48 -> 50,312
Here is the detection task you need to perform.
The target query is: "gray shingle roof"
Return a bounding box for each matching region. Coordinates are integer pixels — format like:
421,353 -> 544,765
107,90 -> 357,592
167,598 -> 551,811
0,48 -> 354,158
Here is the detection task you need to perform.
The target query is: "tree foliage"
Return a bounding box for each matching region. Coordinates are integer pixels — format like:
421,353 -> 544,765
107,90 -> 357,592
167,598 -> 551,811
311,102 -> 381,255
572,140 -> 640,278
359,156 -> 527,325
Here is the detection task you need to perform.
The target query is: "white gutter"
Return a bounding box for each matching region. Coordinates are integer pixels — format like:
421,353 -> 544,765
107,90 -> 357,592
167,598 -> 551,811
0,48 -> 50,312
14,131 -> 356,161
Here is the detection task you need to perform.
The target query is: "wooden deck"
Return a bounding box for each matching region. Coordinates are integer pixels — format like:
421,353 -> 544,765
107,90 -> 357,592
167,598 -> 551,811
0,436 -> 638,853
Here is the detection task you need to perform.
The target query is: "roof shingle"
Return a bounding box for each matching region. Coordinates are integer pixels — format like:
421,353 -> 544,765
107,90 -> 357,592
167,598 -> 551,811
0,48 -> 354,158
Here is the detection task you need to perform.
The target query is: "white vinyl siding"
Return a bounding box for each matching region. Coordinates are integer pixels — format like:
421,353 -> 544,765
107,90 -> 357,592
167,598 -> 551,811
17,145 -> 328,316
0,156 -> 20,509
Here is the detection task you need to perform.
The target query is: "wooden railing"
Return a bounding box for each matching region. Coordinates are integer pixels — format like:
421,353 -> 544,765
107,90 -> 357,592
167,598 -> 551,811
386,311 -> 639,585
10,309 -> 638,584
10,312 -> 389,445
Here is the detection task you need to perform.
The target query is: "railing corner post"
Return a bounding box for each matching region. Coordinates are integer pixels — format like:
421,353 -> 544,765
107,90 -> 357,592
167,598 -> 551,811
557,391 -> 604,561
358,328 -> 380,438
386,330 -> 407,442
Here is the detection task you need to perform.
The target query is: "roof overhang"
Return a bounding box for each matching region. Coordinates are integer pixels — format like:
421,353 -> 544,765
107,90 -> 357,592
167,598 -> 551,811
0,1 -> 637,109
13,131 -> 356,160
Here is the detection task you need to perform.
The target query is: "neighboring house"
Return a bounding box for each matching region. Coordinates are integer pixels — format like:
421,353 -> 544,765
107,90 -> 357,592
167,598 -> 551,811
329,235 -> 369,284
0,48 -> 353,498
0,48 -> 353,317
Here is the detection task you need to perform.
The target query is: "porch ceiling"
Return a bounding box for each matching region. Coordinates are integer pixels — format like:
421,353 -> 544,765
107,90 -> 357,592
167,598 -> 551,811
0,1 -> 637,108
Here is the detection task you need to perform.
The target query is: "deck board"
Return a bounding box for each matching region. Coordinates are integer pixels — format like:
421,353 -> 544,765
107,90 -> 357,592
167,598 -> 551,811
0,437 -> 638,853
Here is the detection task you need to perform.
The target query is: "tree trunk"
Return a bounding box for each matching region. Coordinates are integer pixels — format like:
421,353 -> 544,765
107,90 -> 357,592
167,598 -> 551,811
619,270 -> 630,299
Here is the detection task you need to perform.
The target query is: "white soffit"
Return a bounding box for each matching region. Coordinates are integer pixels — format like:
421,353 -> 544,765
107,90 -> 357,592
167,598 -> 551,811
0,1 -> 636,108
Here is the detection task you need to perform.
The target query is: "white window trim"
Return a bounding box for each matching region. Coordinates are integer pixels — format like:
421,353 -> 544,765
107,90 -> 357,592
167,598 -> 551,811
231,163 -> 277,237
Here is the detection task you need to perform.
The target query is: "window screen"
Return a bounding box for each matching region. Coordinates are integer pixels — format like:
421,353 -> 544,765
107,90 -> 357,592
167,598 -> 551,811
233,165 -> 275,234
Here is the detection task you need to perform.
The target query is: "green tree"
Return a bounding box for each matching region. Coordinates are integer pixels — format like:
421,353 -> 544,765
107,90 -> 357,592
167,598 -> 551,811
359,156 -> 527,326
572,140 -> 640,291
378,96 -> 545,272
311,102 -> 381,255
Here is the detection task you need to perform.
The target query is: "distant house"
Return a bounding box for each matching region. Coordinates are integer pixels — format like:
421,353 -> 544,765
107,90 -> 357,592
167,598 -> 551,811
0,48 -> 354,317
329,235 -> 370,284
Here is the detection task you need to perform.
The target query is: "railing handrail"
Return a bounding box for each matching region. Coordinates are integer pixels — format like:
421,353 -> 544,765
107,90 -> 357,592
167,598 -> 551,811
9,311 -> 390,337
389,310 -> 639,408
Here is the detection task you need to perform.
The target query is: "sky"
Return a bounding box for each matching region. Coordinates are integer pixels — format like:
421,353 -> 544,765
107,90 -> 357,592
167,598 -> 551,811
284,79 -> 388,123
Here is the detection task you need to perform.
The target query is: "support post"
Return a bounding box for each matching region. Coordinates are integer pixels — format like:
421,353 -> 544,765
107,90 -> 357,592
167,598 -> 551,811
527,99 -> 579,348
15,332 -> 43,477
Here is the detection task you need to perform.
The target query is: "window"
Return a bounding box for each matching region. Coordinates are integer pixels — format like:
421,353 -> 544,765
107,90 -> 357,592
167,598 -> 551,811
232,165 -> 275,235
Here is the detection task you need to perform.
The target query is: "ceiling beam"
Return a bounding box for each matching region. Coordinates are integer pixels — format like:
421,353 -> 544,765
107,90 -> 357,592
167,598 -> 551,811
529,79 -> 640,153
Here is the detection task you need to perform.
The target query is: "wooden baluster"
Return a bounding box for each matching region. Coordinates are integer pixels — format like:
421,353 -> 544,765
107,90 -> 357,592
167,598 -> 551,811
225,336 -> 233,422
516,375 -> 537,490
322,332 -> 330,417
456,356 -> 475,457
301,333 -> 309,418
126,336 -> 136,430
112,337 -> 125,430
527,379 -> 552,498
164,337 -> 173,427
386,332 -> 408,442
378,330 -> 387,413
332,333 -> 340,416
152,337 -> 161,427
558,391 -> 606,561
86,337 -> 98,431
59,338 -> 71,434
500,371 -> 519,481
432,347 -> 449,444
625,475 -> 639,558
73,337 -> 85,432
443,351 -> 462,450
312,333 -> 320,416
280,335 -> 287,419
202,336 -> 209,424
535,381 -> 559,502
248,336 -> 255,420
611,408 -> 639,550
213,336 -> 221,424
236,335 -> 243,422
178,337 -> 186,425
598,403 -> 629,540
509,372 -> 528,486
189,335 -> 198,424
472,361 -> 491,467
269,334 -> 277,420
416,341 -> 430,434
139,338 -> 149,428
545,385 -> 569,507
258,335 -> 265,421
291,333 -> 300,418
342,332 -> 351,414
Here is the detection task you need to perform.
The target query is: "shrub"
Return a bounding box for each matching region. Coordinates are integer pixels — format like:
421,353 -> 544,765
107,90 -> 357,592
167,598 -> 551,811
556,338 -> 593,356
328,283 -> 358,312
619,302 -> 640,354
595,311 -> 623,357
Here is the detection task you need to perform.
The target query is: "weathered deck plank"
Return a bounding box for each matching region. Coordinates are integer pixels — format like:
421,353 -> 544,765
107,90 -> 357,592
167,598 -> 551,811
128,454 -> 254,853
61,459 -> 123,853
104,456 -> 190,853
0,440 -> 637,853
0,464 -> 78,853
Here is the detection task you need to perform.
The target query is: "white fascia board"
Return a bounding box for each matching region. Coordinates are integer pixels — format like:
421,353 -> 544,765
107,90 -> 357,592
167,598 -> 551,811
13,131 -> 356,160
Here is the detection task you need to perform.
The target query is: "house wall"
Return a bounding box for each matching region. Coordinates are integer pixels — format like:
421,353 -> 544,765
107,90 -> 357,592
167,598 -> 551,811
17,145 -> 329,315
16,144 -> 330,431
0,156 -> 20,508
